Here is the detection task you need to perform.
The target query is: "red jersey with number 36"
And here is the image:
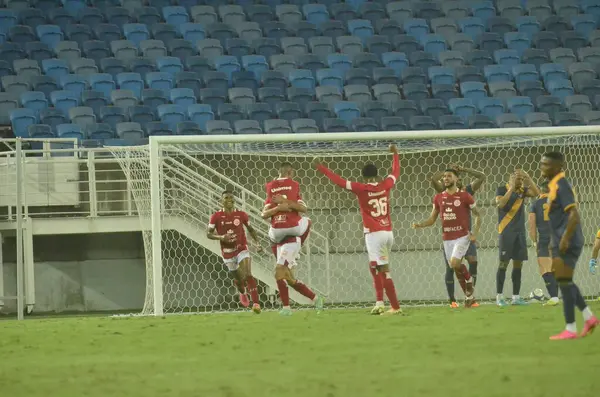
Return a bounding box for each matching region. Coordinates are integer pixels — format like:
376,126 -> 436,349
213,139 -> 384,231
433,191 -> 475,241
264,178 -> 305,229
316,154 -> 400,234
208,210 -> 249,259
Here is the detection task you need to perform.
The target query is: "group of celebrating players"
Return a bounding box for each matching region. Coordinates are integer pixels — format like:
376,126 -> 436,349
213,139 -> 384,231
207,145 -> 599,340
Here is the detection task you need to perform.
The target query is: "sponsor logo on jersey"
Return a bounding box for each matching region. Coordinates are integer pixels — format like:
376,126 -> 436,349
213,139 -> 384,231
443,226 -> 463,232
271,186 -> 292,193
445,207 -> 453,212
233,218 -> 240,226
368,191 -> 387,197
454,200 -> 461,207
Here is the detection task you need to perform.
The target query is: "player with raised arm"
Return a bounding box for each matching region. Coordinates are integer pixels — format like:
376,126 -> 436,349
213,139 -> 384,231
431,164 -> 486,308
261,162 -> 324,316
589,231 -> 600,301
314,144 -> 402,315
413,169 -> 481,308
495,170 -> 540,307
207,190 -> 262,314
541,152 -> 598,340
528,182 -> 559,306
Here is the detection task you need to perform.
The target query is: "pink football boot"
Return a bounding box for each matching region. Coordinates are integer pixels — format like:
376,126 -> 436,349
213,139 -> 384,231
549,330 -> 578,340
580,316 -> 600,338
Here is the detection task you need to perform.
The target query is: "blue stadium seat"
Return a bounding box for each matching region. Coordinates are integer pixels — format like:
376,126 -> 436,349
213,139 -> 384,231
233,119 -> 261,134
100,58 -> 126,77
513,64 -> 540,85
524,112 -> 552,127
317,68 -> 344,90
163,6 -> 189,27
214,55 -> 241,81
38,107 -> 66,132
496,113 -> 523,128
9,25 -> 36,43
461,82 -> 488,100
583,111 -> 600,125
288,69 -> 315,89
305,102 -> 332,129
0,61 -> 12,78
393,34 -> 419,54
565,94 -> 592,115
105,7 -> 132,27
123,23 -> 150,47
28,124 -> 55,138
438,51 -> 465,68
362,100 -> 389,122
553,111 -> 584,126
226,38 -> 251,60
391,99 -> 419,122
111,89 -> 138,109
484,65 -> 512,83
420,98 -> 448,120
245,103 -> 272,126
381,52 -> 408,77
264,118 -> 291,134
276,4 -> 302,25
115,121 -> 144,139
191,5 -> 218,25
494,49 -> 521,67
506,96 -> 534,118
86,122 -> 116,140
456,66 -> 484,83
465,50 -> 493,68
534,31 -> 560,51
156,56 -> 184,76
578,79 -> 600,101
229,87 -> 255,106
332,101 -> 360,122
428,66 -> 455,85
421,34 -> 446,57
218,103 -> 244,124
251,38 -> 280,60
146,72 -> 174,93
258,70 -> 286,92
41,58 -> 68,81
449,98 -> 477,120
526,0 -> 552,20
322,117 -> 351,132
568,62 -> 596,86
410,51 -> 438,70
263,21 -> 291,41
547,78 -> 575,102
14,59 -> 41,78
246,5 -> 274,25
403,18 -> 429,42
344,84 -> 371,103
432,84 -> 458,101
168,40 -> 197,61
518,80 -> 546,101
70,58 -> 99,75
478,97 -> 505,118
560,31 -> 587,52
241,55 -> 269,79
151,24 -> 178,45
331,3 -> 357,23
275,101 -> 302,121
387,2 -> 412,21
20,91 -> 48,111
36,25 -> 63,49
472,1 -> 496,22
365,35 -> 392,56
571,15 -> 597,38
478,32 -> 504,53
504,32 -> 531,56
536,95 -> 564,115
581,0 -> 600,17
140,39 -> 168,60
516,16 -> 540,38
99,105 -> 127,128
10,108 -> 38,137
56,123 -> 84,140
186,56 -> 213,75
522,49 -> 550,69
199,88 -> 226,111
488,16 -> 514,35
375,83 -> 402,102
157,104 -> 185,130
82,90 -> 109,116
232,71 -> 258,94
373,67 -> 399,85
348,19 -> 374,42
69,106 -> 96,129
543,16 -> 570,33
540,63 -> 568,84
380,116 -> 407,131
187,103 -> 213,130
439,115 -> 465,130
2,75 -> 30,96
49,8 -> 74,31
459,17 -> 485,41
82,40 -> 111,63
431,18 -> 459,37
489,81 -> 517,98
468,115 -> 496,129
401,67 -> 426,85
116,73 -> 144,99
409,115 -> 436,130
352,117 -> 378,132
128,105 -> 154,127
87,73 -> 115,99
177,23 -> 206,45
327,53 -> 352,74
448,33 -> 475,54
289,118 -> 318,134
0,10 -> 19,30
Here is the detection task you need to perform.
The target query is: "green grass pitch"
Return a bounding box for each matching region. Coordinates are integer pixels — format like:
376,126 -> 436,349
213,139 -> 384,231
1,303 -> 599,397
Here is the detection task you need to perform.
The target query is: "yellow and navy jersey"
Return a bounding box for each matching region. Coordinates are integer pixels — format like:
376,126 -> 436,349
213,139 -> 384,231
529,194 -> 550,241
496,184 -> 528,235
546,172 -> 584,248
596,229 -> 600,239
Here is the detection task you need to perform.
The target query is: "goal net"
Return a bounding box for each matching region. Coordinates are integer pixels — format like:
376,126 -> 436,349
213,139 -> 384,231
111,129 -> 600,315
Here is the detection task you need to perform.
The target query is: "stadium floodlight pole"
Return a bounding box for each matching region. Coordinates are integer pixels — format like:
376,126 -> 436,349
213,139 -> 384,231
149,125 -> 600,145
149,138 -> 164,316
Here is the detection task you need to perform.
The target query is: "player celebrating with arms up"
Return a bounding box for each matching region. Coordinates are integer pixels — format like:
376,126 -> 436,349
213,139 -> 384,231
541,152 -> 598,339
413,169 -> 481,308
314,144 -> 402,315
208,190 -> 262,313
528,182 -> 559,306
495,170 -> 539,306
261,162 -> 323,316
431,164 -> 486,307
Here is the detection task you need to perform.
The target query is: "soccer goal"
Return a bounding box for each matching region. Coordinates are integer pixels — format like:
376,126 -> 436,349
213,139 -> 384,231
111,126 -> 600,316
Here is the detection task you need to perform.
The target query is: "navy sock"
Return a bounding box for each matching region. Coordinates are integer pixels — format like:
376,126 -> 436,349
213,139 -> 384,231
542,272 -> 559,298
445,266 -> 455,302
469,261 -> 478,286
559,281 -> 576,324
571,283 -> 587,311
496,267 -> 507,294
511,267 -> 522,296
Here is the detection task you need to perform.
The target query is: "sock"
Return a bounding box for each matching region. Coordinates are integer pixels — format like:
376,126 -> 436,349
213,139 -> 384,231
571,283 -> 587,312
542,272 -> 559,298
380,272 -> 400,310
582,307 -> 594,321
459,264 -> 471,282
566,323 -> 577,333
454,265 -> 471,294
246,276 -> 259,305
445,266 -> 456,302
233,279 -> 245,294
370,263 -> 384,302
276,279 -> 290,307
289,281 -> 316,301
496,267 -> 507,294
468,261 -> 478,286
559,281 -> 576,328
511,267 -> 522,296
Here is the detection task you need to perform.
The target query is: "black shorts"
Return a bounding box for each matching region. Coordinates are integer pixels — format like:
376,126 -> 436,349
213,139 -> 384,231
499,232 -> 528,262
551,245 -> 583,268
537,238 -> 551,258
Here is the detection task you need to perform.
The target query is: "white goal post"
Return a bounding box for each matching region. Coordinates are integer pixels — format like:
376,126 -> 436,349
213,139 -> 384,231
113,126 -> 600,316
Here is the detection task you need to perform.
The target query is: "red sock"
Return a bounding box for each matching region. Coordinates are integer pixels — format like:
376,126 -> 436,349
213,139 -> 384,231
290,281 -> 316,300
460,264 -> 472,283
246,276 -> 259,305
233,279 -> 245,294
276,279 -> 290,306
369,263 -> 384,301
380,272 -> 400,310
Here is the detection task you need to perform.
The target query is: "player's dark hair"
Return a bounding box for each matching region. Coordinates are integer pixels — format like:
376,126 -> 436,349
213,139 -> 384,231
222,190 -> 234,196
445,168 -> 459,177
279,161 -> 293,170
543,151 -> 565,163
362,163 -> 378,178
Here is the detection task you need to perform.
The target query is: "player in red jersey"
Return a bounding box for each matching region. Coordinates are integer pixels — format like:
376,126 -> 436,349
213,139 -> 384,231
412,169 -> 481,307
314,144 -> 402,315
261,162 -> 324,316
208,190 -> 262,314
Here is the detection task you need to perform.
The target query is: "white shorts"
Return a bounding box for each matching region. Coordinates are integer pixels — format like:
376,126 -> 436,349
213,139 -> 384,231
443,235 -> 470,264
275,237 -> 300,268
223,250 -> 250,271
365,230 -> 394,266
268,216 -> 310,244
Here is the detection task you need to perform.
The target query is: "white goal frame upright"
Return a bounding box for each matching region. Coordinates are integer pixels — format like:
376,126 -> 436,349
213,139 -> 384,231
147,126 -> 600,316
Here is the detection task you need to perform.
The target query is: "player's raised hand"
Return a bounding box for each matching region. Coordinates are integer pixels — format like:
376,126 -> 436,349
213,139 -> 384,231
389,144 -> 398,154
411,222 -> 420,229
272,194 -> 285,204
508,173 -> 516,189
312,157 -> 322,168
276,202 -> 291,212
449,163 -> 463,172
